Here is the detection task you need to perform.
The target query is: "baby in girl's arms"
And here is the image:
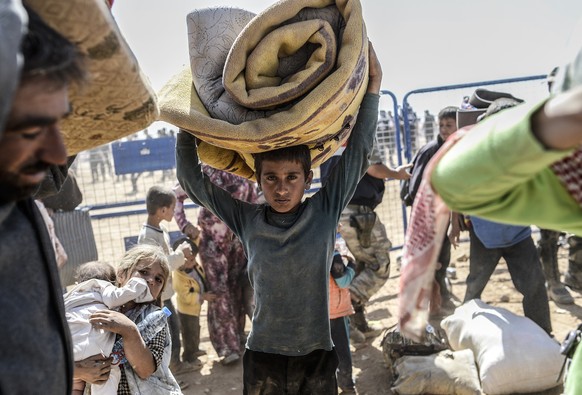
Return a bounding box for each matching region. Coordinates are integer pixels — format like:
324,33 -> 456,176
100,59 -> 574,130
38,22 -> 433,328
65,260 -> 153,395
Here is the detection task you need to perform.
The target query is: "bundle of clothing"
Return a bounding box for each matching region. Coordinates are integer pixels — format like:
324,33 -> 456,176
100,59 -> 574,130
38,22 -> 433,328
158,0 -> 369,179
27,0 -> 159,154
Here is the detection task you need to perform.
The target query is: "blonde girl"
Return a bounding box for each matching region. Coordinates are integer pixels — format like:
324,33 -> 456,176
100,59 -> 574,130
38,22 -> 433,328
89,244 -> 182,394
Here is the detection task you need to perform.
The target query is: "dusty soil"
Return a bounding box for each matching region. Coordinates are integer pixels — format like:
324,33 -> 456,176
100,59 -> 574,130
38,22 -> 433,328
177,241 -> 582,395
72,158 -> 580,394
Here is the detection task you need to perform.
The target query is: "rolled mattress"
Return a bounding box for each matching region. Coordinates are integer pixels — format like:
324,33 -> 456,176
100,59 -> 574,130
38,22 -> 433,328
158,0 -> 369,179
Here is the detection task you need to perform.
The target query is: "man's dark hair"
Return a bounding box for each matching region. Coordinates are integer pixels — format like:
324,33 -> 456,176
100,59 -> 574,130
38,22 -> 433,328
253,145 -> 312,180
20,5 -> 86,87
438,106 -> 458,121
146,186 -> 176,215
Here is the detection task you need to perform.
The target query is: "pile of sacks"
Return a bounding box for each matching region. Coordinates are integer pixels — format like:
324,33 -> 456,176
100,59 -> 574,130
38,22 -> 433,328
386,300 -> 565,395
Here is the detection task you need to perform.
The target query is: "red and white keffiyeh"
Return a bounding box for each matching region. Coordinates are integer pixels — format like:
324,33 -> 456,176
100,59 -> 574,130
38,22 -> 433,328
551,147 -> 582,208
398,130 -> 467,342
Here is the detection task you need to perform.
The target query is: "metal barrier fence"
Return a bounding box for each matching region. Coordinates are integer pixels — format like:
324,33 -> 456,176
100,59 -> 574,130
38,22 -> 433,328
376,74 -> 547,246
399,75 -> 548,162
65,75 -> 546,265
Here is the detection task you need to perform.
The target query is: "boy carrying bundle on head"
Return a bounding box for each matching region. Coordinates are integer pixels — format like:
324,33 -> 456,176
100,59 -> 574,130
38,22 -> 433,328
176,43 -> 382,393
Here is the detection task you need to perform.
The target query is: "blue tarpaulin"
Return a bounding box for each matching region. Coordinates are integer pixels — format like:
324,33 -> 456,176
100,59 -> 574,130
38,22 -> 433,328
112,137 -> 176,174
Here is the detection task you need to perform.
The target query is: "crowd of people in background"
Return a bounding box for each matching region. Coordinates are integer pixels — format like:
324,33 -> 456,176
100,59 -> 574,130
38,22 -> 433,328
376,94 -> 491,166
376,104 -> 440,167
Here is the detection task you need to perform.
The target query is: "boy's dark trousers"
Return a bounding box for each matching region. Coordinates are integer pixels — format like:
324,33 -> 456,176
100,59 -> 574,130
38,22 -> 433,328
243,348 -> 339,395
179,312 -> 201,362
330,317 -> 354,390
163,299 -> 181,363
464,228 -> 552,334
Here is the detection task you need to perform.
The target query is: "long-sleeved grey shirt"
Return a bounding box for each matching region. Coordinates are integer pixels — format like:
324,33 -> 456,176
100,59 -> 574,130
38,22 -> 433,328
176,93 -> 379,356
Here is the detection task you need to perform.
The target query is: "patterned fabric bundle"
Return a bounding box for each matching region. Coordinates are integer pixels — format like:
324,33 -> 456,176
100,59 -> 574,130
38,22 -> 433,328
551,149 -> 582,208
159,0 -> 369,180
26,0 -> 159,154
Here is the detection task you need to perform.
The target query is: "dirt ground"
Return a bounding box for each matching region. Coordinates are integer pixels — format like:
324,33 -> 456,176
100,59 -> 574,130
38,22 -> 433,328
176,241 -> 582,395
73,157 -> 580,394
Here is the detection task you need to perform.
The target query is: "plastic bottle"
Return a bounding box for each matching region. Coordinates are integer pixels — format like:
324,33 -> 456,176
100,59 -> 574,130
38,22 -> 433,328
111,306 -> 172,365
335,232 -> 349,257
138,306 -> 172,343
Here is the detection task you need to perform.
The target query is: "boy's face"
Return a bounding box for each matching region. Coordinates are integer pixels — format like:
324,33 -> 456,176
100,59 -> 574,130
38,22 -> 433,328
160,200 -> 176,222
258,159 -> 313,214
438,117 -> 457,140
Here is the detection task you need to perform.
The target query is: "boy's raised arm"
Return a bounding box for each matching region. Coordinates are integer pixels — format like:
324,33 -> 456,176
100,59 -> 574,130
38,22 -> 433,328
366,42 -> 382,95
175,131 -> 206,206
319,42 -> 383,212
176,131 -> 244,235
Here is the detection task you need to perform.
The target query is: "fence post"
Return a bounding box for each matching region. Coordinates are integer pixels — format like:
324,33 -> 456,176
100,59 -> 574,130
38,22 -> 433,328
380,90 -> 409,236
